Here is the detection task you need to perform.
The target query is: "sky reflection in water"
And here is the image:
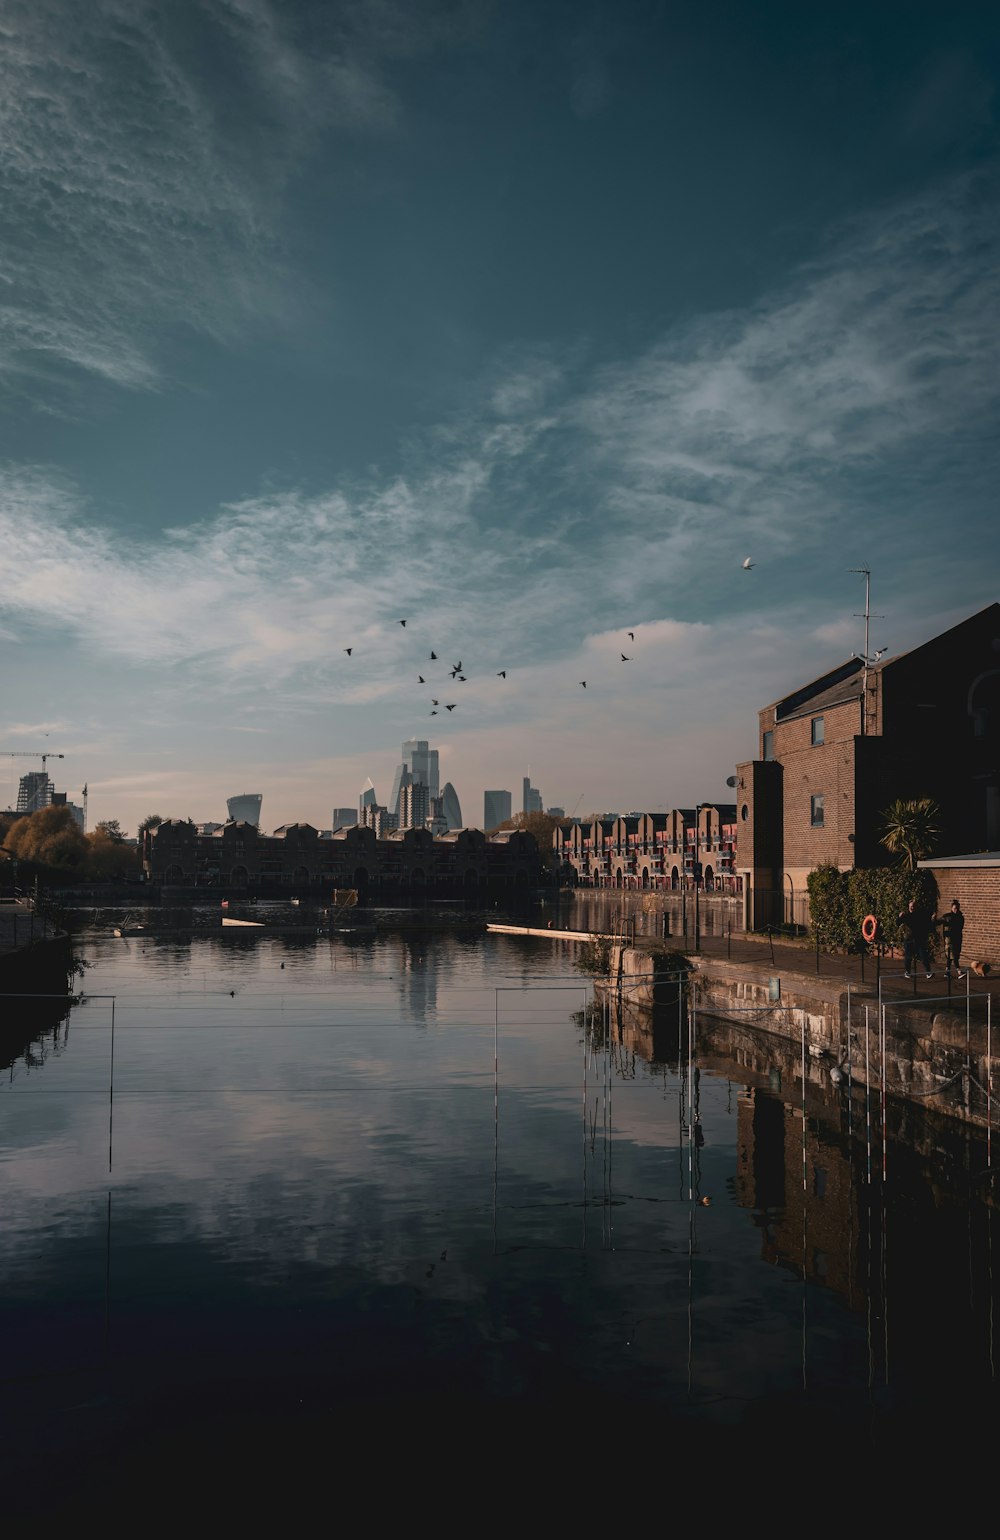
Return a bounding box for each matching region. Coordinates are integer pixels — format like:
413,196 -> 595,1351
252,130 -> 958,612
2,925 -> 997,1507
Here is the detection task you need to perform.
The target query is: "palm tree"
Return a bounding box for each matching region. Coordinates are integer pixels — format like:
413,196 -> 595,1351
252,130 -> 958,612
880,797 -> 941,870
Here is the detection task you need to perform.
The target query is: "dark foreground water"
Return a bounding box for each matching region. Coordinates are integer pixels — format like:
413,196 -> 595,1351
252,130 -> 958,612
2,918 -> 998,1514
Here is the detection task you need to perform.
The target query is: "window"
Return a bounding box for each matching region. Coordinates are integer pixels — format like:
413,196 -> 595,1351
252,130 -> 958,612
811,794 -> 825,827
762,730 -> 774,761
811,716 -> 825,746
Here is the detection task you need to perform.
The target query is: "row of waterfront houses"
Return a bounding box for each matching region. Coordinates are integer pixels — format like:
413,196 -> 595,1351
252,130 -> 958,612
552,808 -> 739,892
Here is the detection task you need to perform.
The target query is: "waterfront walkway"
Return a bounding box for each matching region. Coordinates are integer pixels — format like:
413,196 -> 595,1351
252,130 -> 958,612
489,919 -> 993,1006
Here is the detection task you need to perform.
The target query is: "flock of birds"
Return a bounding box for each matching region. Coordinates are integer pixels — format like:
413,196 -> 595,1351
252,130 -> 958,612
342,560 -> 757,715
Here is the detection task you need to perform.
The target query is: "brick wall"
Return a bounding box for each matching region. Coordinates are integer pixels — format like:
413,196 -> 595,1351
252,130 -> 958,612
920,863 -> 1000,968
774,699 -> 858,873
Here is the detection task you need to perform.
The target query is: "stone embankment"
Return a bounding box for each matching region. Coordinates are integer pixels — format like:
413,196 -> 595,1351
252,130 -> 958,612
593,942 -> 994,1132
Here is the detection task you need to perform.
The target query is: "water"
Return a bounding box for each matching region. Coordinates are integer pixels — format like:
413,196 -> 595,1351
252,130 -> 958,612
2,917 -> 998,1511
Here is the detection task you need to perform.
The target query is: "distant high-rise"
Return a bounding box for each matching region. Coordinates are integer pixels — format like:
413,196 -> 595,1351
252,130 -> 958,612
484,790 -> 512,829
359,778 -> 378,814
439,782 -> 462,830
522,776 -> 542,815
332,807 -> 357,829
389,740 -> 440,817
399,779 -> 430,831
227,793 -> 262,827
17,772 -> 52,814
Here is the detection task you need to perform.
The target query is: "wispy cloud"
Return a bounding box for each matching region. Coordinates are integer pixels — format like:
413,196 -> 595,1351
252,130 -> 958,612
0,0 -> 468,395
0,171 -> 996,714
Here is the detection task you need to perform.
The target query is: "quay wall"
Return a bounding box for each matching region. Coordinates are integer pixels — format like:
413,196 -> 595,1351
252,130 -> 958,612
595,947 -> 995,1132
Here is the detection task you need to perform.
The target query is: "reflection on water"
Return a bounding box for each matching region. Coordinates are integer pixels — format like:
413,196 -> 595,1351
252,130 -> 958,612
1,923 -> 997,1510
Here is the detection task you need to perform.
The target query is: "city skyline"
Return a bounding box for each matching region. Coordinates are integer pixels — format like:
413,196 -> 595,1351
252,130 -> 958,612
1,2 -> 998,835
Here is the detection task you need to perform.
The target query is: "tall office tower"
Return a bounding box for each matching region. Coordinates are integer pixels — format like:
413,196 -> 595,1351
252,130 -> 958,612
227,793 -> 262,827
439,782 -> 462,830
390,740 -> 440,817
399,779 -> 430,831
484,790 -> 512,829
522,776 -> 543,815
332,808 -> 357,829
16,772 -> 52,814
359,778 -> 378,815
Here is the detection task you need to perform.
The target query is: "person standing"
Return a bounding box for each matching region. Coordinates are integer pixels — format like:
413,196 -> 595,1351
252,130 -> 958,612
939,899 -> 966,979
898,897 -> 934,979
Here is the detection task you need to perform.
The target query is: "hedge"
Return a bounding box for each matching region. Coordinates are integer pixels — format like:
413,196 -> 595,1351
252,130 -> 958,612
806,863 -> 938,954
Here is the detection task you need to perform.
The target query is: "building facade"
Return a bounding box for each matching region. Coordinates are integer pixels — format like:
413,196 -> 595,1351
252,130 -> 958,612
484,790 -> 511,829
736,603 -> 1000,928
145,819 -> 541,894
553,806 -> 739,891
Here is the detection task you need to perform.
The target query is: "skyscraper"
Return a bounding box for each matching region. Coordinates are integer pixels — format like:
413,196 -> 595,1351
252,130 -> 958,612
522,776 -> 542,815
484,790 -> 512,829
332,808 -> 357,829
359,778 -> 379,815
227,793 -> 262,827
389,739 -> 440,817
439,782 -> 462,830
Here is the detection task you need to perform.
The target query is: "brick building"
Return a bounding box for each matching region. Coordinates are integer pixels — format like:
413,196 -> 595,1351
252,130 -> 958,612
144,819 -> 540,895
736,603 -> 1000,929
553,805 -> 739,890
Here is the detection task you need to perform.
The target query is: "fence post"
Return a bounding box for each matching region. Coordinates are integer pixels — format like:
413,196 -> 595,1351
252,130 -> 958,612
768,926 -> 775,966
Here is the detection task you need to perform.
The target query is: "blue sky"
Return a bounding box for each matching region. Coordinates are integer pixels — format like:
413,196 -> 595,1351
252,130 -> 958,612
1,0 -> 998,832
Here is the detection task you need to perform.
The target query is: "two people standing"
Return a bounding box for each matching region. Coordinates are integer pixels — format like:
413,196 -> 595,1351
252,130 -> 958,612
896,896 -> 966,980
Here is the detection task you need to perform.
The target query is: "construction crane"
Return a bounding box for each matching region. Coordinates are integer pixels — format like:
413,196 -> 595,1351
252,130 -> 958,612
2,751 -> 66,814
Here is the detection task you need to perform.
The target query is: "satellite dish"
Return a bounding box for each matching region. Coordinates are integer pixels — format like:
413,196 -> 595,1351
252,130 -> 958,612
725,775 -> 737,788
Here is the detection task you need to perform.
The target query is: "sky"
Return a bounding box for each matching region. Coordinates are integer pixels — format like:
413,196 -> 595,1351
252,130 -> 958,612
1,0 -> 998,834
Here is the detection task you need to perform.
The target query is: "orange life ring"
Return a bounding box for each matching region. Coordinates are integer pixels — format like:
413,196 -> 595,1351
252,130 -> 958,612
861,914 -> 878,944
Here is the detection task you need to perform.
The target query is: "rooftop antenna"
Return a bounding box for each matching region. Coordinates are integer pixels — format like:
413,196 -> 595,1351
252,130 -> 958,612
848,567 -> 885,736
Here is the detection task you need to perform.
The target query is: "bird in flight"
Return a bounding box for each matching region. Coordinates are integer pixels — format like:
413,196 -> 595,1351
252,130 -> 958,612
457,674 -> 466,682
445,703 -> 457,711
344,648 -> 353,656
418,675 -> 425,683
742,557 -> 754,570
497,670 -> 506,678
621,653 -> 631,662
431,699 -> 439,706
451,661 -> 462,674
580,681 -> 587,688
627,631 -> 634,640
399,619 -> 407,627
430,710 -> 438,715
429,651 -> 437,660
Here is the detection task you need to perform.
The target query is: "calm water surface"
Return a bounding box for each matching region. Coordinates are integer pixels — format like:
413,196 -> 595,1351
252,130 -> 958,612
2,918 -> 998,1510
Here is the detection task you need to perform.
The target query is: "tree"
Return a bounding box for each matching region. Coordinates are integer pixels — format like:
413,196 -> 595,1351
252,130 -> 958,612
499,811 -> 567,849
86,830 -> 140,880
4,805 -> 89,871
138,813 -> 164,838
95,818 -> 126,842
880,797 -> 941,871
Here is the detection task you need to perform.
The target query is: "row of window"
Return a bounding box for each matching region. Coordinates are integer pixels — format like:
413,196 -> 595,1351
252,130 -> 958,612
762,715 -> 825,760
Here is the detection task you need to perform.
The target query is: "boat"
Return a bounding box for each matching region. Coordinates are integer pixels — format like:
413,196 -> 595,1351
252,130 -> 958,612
113,914 -> 146,937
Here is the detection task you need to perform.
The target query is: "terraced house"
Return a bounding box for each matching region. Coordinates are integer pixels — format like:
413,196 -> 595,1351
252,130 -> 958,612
554,806 -> 738,890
